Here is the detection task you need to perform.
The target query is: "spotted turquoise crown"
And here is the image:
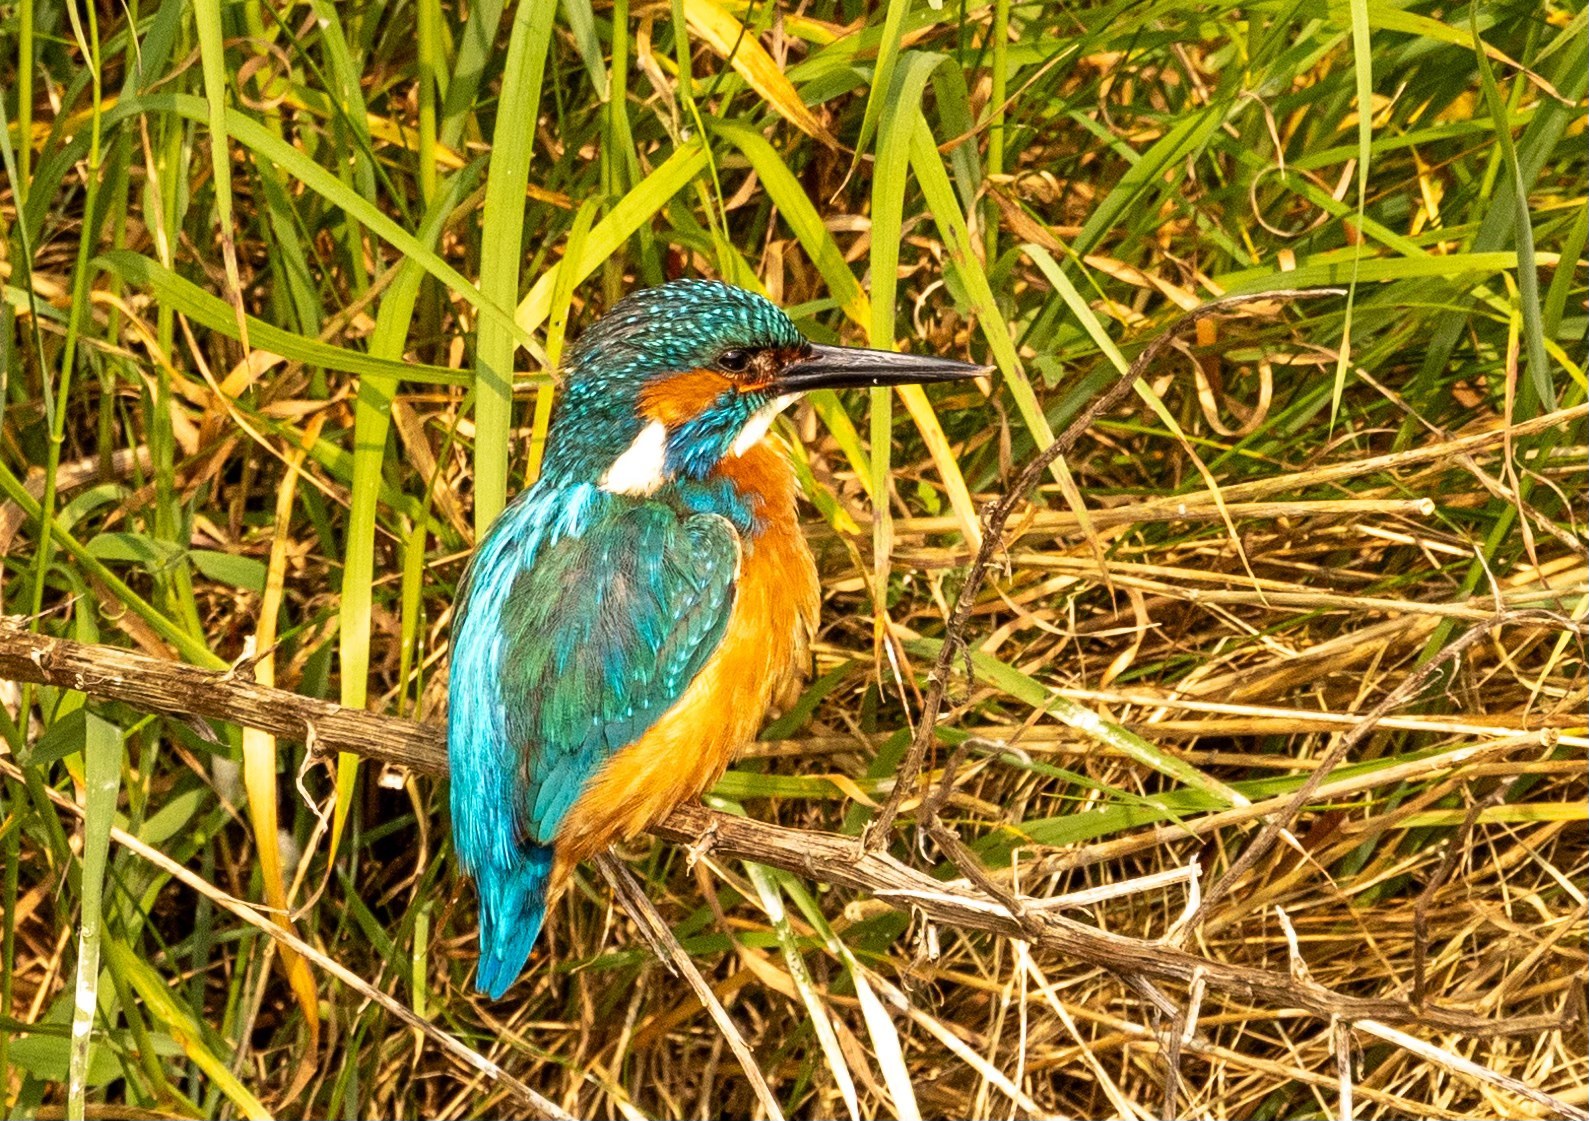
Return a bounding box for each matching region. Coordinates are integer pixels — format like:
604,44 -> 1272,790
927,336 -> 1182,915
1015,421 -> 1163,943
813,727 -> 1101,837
563,280 -> 803,386
542,281 -> 803,483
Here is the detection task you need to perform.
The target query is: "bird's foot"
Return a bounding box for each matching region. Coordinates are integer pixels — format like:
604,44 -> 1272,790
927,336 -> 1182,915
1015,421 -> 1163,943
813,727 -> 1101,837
684,817 -> 721,870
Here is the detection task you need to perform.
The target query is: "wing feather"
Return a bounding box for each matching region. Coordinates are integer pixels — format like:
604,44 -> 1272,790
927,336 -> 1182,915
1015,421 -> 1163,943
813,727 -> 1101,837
498,503 -> 739,846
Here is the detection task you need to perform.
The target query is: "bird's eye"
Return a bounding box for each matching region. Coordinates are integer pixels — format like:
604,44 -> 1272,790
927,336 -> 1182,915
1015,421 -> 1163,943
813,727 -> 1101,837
717,348 -> 752,373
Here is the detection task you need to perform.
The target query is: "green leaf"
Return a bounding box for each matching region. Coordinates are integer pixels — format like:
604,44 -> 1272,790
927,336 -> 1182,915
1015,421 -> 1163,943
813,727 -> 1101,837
84,532 -> 181,569
68,711 -> 122,1117
745,864 -> 860,1121
561,0 -> 611,101
103,940 -> 271,1121
334,158 -> 486,864
8,1030 -> 123,1087
94,251 -> 470,386
0,466 -> 220,667
189,550 -> 267,593
1471,2 -> 1554,413
909,110 -> 1052,449
709,119 -> 867,328
473,0 -> 560,528
29,707 -> 87,768
848,0 -> 914,171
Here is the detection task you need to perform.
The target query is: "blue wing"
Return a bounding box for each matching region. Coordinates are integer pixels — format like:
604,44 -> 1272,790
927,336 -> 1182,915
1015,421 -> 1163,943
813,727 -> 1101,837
447,485 -> 738,995
499,500 -> 740,844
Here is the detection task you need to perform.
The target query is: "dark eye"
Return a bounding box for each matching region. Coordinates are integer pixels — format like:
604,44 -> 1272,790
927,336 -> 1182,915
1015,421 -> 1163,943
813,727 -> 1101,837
717,348 -> 752,373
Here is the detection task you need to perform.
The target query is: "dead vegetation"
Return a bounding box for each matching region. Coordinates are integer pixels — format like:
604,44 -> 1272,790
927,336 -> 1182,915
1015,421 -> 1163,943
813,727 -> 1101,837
1,0 -> 1585,1118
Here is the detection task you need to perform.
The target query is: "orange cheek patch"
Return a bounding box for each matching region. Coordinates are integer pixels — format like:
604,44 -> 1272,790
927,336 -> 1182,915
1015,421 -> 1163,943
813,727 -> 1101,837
638,370 -> 732,427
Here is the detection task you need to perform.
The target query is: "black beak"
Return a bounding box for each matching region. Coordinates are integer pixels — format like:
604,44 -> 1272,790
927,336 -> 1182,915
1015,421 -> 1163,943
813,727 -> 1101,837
773,343 -> 992,393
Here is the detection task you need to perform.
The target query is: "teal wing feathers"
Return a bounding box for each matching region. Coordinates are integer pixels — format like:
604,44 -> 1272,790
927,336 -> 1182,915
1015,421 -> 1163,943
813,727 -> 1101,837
497,501 -> 740,846
448,487 -> 739,995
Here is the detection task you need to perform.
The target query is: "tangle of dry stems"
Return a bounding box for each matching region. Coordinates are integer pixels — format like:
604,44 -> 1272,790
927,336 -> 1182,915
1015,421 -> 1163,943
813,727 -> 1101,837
0,608 -> 1583,1118
2,294 -> 1583,1119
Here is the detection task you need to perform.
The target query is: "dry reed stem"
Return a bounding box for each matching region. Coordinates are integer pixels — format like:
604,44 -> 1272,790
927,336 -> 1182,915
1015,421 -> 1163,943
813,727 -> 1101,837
594,854 -> 787,1121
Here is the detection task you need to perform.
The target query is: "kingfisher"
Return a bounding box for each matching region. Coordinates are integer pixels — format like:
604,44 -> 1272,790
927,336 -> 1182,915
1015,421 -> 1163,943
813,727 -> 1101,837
448,280 -> 986,998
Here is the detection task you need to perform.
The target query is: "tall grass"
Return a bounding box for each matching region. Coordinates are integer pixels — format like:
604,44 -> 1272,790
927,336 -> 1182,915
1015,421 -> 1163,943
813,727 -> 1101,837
1,0 -> 1584,1117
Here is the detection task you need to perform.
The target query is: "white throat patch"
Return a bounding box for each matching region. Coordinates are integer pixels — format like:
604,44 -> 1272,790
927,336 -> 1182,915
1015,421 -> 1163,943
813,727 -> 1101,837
731,395 -> 798,458
600,420 -> 669,495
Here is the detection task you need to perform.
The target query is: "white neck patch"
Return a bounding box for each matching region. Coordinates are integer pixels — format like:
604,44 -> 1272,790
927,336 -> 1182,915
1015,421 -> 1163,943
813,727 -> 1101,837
600,420 -> 669,495
731,395 -> 798,458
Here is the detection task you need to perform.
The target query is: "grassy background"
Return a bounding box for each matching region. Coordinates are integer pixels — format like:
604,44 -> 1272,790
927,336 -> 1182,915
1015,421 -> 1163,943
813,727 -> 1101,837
1,0 -> 1585,1117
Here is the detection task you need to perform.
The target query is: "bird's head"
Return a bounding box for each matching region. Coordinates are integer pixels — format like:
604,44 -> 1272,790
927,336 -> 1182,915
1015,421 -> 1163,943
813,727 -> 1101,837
545,280 -> 988,494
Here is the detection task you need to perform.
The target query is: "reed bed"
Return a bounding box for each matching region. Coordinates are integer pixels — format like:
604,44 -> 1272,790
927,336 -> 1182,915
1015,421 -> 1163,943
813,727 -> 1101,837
0,0 -> 1584,1117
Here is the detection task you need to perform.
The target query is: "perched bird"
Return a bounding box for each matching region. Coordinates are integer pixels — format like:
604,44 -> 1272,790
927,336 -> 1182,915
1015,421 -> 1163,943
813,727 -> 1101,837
448,280 -> 986,998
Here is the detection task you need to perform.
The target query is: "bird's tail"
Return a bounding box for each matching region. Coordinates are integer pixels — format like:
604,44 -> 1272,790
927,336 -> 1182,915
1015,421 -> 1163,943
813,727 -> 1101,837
474,842 -> 555,999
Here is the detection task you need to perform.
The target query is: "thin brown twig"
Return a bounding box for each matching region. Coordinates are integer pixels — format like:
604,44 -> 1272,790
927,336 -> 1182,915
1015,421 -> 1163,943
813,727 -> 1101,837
917,739 -> 1041,937
593,854 -> 786,1121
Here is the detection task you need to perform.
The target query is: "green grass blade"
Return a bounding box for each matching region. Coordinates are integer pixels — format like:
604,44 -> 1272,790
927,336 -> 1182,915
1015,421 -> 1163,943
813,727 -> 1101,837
527,198 -> 600,482
417,0 -> 443,203
985,0 -> 1010,263
911,638 -> 1242,807
440,0 -> 507,148
847,0 -> 913,175
67,712 -> 121,1121
0,463 -> 220,667
332,164 -> 483,862
191,0 -> 248,349
93,251 -> 470,386
102,941 -> 271,1120
473,0 -> 560,528
709,119 -> 868,327
1471,3 -> 1554,413
1543,198 -> 1587,338
82,92 -> 537,357
745,863 -> 860,1121
867,52 -> 942,616
908,110 -> 1051,451
561,0 -> 611,102
1329,0 -> 1374,426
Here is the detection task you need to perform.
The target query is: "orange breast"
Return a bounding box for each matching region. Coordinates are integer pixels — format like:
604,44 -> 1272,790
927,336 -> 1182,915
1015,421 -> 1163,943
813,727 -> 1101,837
551,440 -> 820,885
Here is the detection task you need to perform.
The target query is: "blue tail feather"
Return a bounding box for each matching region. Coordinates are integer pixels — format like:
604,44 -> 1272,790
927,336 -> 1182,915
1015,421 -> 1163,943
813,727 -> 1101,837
474,843 -> 555,999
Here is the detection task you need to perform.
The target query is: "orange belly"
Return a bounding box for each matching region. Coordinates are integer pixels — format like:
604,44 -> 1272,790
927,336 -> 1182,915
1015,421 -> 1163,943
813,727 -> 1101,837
551,441 -> 819,885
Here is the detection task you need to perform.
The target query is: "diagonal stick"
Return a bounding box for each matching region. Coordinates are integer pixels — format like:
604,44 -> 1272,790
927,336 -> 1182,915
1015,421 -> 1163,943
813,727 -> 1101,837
595,853 -> 786,1121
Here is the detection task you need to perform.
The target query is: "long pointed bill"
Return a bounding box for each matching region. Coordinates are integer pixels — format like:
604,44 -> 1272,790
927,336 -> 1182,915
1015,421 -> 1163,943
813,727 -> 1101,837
773,343 -> 991,393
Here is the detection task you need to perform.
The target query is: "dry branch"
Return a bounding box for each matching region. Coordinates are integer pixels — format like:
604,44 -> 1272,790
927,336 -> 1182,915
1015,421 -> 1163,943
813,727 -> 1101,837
0,613 -> 1566,1054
